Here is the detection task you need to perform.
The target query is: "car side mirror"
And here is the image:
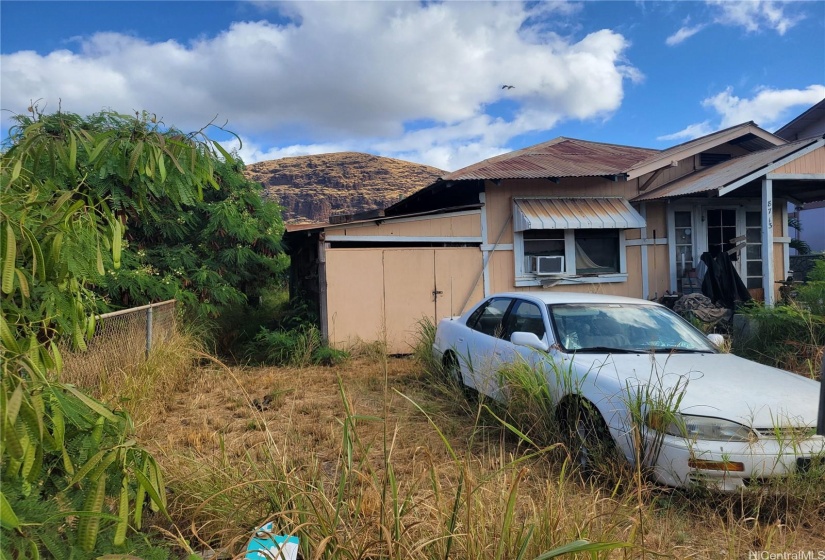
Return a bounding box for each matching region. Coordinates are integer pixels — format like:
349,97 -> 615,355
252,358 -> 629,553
511,331 -> 550,352
707,333 -> 725,348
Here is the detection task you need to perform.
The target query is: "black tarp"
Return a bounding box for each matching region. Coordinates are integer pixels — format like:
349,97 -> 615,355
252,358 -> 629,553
700,251 -> 752,309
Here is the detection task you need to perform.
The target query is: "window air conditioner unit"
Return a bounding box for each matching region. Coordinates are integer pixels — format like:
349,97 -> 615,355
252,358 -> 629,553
532,255 -> 565,275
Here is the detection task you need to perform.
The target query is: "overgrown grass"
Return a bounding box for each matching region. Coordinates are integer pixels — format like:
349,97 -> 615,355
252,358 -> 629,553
733,260 -> 825,377
60,327 -> 203,420
76,317 -> 825,557
156,362 -> 633,559
244,324 -> 349,367
733,301 -> 824,378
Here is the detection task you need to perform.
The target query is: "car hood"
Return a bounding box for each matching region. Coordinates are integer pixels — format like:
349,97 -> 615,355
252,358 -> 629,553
574,352 -> 820,429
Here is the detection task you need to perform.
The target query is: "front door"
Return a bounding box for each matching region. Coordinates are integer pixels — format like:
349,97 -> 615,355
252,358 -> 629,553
671,205 -> 763,294
706,208 -> 738,258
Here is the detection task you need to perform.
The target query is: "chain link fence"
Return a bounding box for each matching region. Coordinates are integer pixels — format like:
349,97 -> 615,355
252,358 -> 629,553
60,300 -> 177,382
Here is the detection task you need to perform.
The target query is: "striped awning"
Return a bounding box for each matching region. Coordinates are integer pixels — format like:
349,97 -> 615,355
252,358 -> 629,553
513,197 -> 646,231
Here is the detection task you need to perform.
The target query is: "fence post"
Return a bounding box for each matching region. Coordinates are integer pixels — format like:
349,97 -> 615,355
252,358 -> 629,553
146,305 -> 153,359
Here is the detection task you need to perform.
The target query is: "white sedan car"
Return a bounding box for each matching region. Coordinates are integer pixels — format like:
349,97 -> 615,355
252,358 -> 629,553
432,292 -> 824,491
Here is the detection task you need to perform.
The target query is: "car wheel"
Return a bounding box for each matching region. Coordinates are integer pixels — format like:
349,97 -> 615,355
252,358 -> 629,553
558,399 -> 618,473
443,352 -> 476,401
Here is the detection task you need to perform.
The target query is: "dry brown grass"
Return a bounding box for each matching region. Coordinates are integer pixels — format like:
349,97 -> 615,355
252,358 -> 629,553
60,329 -> 202,421
121,355 -> 825,559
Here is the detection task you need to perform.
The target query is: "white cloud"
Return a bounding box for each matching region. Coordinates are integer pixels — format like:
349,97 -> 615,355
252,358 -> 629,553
665,1 -> 805,46
1,1 -> 638,170
221,137 -> 354,166
708,0 -> 803,35
659,85 -> 825,141
657,121 -> 715,142
666,24 -> 705,46
704,85 -> 825,129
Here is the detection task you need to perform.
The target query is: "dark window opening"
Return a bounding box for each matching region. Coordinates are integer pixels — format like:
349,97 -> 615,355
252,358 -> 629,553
700,153 -> 732,167
575,230 -> 620,274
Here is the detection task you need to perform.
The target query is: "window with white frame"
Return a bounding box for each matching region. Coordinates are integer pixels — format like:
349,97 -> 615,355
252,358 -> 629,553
513,197 -> 641,286
674,211 -> 695,279
575,230 -> 620,274
521,229 -> 621,276
744,211 -> 763,289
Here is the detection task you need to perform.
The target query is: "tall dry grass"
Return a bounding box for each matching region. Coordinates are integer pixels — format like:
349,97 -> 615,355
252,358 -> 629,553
59,327 -> 204,424
147,353 -> 824,559
152,361 -> 634,559
72,319 -> 824,558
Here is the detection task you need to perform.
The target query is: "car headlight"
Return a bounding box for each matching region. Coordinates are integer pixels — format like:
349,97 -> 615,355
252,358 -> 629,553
648,413 -> 756,442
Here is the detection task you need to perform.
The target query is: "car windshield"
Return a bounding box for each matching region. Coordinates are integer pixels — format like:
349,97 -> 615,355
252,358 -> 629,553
548,303 -> 716,354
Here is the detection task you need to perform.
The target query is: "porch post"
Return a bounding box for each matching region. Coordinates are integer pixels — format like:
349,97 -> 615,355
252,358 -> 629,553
761,178 -> 775,307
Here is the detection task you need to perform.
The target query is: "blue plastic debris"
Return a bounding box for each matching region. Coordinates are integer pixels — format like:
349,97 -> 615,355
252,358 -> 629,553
245,522 -> 299,560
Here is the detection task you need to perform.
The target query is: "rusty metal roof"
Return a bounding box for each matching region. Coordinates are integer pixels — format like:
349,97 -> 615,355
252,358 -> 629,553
633,137 -> 823,202
513,197 -> 646,231
442,138 -> 657,181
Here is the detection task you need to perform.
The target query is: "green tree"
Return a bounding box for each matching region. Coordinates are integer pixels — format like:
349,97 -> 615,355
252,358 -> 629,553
3,108 -> 285,323
1,107 -> 241,557
103,157 -> 286,318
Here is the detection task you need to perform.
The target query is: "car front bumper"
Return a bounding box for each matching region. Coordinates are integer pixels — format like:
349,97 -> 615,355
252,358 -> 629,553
650,433 -> 825,492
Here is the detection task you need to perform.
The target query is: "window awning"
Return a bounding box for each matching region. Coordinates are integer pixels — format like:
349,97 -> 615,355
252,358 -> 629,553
513,197 -> 646,231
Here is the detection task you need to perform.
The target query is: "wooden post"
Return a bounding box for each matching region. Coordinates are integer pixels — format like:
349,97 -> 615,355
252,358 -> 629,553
761,179 -> 775,307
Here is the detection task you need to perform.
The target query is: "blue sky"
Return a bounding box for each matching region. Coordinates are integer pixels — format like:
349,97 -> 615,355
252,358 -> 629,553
2,1 -> 824,171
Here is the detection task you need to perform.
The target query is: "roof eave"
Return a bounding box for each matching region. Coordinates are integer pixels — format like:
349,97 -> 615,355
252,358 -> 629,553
626,123 -> 786,180
632,136 -> 825,202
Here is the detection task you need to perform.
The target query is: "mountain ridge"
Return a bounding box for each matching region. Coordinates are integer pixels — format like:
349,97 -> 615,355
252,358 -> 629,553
244,152 -> 444,224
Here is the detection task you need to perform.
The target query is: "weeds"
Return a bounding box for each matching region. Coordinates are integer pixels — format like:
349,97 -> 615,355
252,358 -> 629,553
245,324 -> 349,367
160,365 -> 631,559
82,318 -> 825,557
734,301 -> 824,377
60,327 -> 202,420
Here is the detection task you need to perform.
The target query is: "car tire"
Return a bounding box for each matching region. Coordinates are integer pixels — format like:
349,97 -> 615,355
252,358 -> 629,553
557,399 -> 619,473
443,352 -> 476,401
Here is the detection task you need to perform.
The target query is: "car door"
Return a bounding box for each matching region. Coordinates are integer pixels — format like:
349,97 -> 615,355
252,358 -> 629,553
499,298 -> 556,397
462,297 -> 515,399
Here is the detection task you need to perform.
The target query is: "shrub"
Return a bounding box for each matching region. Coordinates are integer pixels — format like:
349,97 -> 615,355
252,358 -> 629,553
733,301 -> 824,377
244,324 -> 349,367
796,260 -> 825,316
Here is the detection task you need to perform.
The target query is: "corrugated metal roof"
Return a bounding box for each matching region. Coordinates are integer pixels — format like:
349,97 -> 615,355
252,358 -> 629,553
442,138 -> 657,181
626,122 -> 780,177
633,138 -> 821,202
513,197 -> 646,231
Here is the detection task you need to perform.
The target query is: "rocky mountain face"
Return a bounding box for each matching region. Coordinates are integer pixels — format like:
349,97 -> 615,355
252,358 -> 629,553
245,152 -> 444,224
